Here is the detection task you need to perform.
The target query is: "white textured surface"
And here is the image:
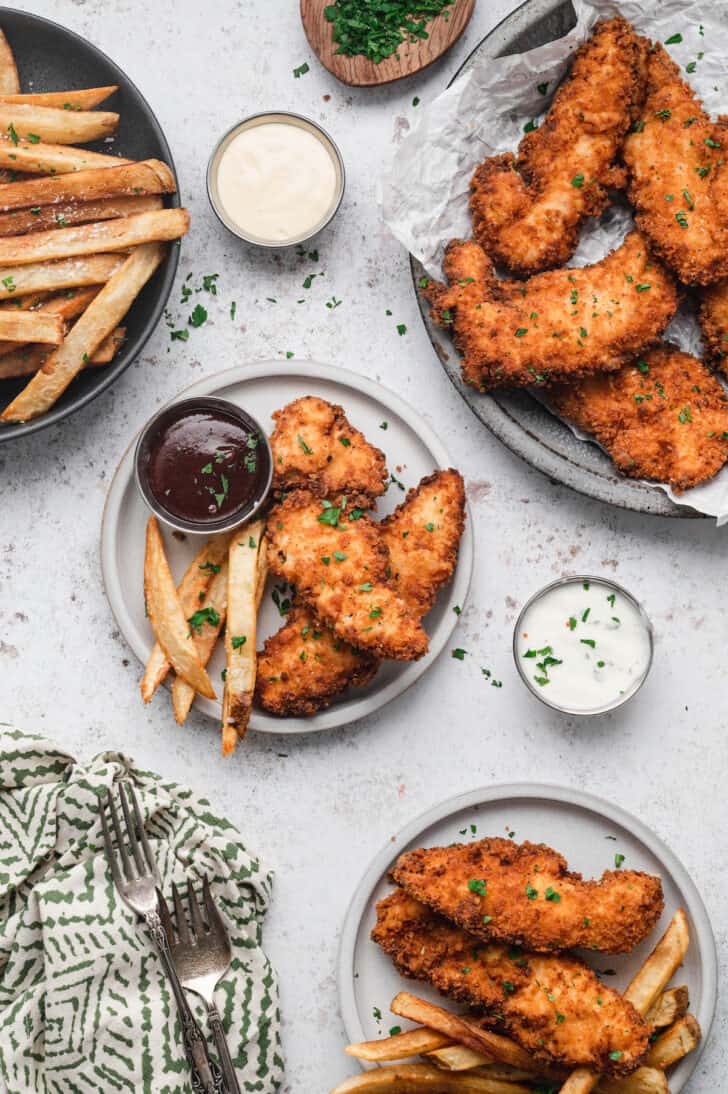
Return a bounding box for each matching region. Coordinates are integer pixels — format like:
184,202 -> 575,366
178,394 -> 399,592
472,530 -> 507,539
0,2 -> 724,1091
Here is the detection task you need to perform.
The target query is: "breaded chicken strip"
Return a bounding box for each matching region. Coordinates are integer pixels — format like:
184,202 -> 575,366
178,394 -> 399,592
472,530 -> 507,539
372,889 -> 650,1075
470,17 -> 645,276
257,471 -> 465,715
549,345 -> 728,492
266,491 -> 428,661
425,232 -> 677,390
269,396 -> 388,506
623,43 -> 728,285
700,280 -> 728,375
391,836 -> 663,954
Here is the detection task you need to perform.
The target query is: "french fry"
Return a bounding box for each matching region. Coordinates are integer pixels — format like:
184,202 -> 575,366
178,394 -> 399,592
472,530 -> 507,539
645,1015 -> 701,1070
0,159 -> 175,212
0,309 -> 63,343
0,138 -> 130,175
645,986 -> 689,1030
0,207 -> 188,267
0,103 -> 119,145
142,516 -> 215,699
0,326 -> 124,379
140,535 -> 231,703
93,325 -> 125,363
0,194 -> 163,237
0,31 -> 19,95
222,520 -> 266,755
330,1065 -> 533,1093
172,563 -> 228,725
0,86 -> 118,109
0,253 -> 124,300
0,286 -> 99,356
598,1068 -> 669,1094
346,1028 -> 452,1062
2,242 -> 165,421
425,1044 -> 492,1070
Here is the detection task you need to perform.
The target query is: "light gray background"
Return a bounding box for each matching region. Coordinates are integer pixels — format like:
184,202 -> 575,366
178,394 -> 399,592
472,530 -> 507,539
0,2 -> 723,1090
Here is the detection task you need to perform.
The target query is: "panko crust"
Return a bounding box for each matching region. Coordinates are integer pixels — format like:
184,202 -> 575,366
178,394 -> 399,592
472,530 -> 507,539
470,17 -> 646,276
391,836 -> 664,954
699,279 -> 728,376
548,344 -> 728,492
372,889 -> 650,1076
269,396 -> 388,507
265,490 -> 428,661
623,43 -> 728,285
424,232 -> 678,390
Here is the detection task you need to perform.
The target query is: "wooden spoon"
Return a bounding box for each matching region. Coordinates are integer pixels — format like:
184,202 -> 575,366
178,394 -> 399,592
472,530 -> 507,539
300,0 -> 476,87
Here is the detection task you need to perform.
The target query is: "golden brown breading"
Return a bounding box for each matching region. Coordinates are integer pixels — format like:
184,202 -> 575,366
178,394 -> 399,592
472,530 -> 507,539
425,233 -> 678,390
700,279 -> 728,375
548,345 -> 728,492
623,43 -> 728,285
255,606 -> 378,716
380,468 -> 465,617
266,491 -> 428,661
372,889 -> 650,1076
470,17 -> 646,276
391,836 -> 664,954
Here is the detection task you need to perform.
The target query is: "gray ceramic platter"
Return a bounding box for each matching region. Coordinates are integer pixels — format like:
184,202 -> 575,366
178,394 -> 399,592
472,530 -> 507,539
411,0 -> 696,517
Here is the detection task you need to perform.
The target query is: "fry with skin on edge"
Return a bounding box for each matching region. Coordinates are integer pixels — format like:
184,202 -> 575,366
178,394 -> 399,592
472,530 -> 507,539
0,30 -> 19,95
0,309 -> 63,343
2,242 -> 166,421
0,158 -> 175,212
346,1028 -> 453,1062
140,534 -> 232,703
0,102 -> 119,145
0,194 -> 163,237
599,1069 -> 669,1094
0,138 -> 130,175
645,1014 -> 701,1070
0,325 -> 124,378
0,253 -> 124,300
645,985 -> 689,1030
0,287 -> 99,357
222,520 -> 266,755
329,1066 -> 533,1094
0,86 -> 117,109
143,516 -> 215,699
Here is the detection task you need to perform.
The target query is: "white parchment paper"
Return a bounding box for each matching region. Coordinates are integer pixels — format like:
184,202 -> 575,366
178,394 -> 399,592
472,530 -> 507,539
381,0 -> 728,520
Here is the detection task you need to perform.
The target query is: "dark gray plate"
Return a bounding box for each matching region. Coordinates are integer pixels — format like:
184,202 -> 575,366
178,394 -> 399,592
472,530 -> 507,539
0,7 -> 180,443
412,0 -> 694,517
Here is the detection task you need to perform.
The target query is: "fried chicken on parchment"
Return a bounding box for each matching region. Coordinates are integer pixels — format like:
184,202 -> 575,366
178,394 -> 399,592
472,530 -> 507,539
623,43 -> 728,285
372,889 -> 650,1075
425,232 -> 678,390
470,17 -> 646,277
391,836 -> 664,954
548,344 -> 728,492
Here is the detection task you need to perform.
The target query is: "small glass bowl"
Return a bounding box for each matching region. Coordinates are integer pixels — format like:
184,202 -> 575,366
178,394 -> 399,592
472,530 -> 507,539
206,111 -> 345,248
512,575 -> 654,716
134,396 -> 273,536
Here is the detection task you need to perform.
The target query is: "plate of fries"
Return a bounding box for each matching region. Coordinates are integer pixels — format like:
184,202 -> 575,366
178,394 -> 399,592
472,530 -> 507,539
101,361 -> 473,750
0,8 -> 189,440
336,784 -> 717,1094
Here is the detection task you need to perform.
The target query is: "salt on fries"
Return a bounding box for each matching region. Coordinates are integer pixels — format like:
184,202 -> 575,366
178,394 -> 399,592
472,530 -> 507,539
0,254 -> 125,299
0,158 -> 176,211
335,912 -> 700,1094
0,86 -> 117,110
0,102 -> 119,145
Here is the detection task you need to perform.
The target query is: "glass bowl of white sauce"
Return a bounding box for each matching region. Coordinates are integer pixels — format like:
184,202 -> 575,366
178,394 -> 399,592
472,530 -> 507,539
513,576 -> 654,716
207,112 -> 345,248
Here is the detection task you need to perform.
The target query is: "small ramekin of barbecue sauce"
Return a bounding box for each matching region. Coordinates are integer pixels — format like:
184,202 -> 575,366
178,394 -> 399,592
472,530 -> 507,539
134,397 -> 272,534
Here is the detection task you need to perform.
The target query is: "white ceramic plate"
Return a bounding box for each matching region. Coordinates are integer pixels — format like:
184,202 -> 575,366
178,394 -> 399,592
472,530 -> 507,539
338,783 -> 717,1091
101,361 -> 473,734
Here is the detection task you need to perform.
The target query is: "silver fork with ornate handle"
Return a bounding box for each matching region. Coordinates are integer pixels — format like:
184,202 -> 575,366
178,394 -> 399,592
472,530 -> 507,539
98,783 -> 222,1094
158,877 -> 242,1094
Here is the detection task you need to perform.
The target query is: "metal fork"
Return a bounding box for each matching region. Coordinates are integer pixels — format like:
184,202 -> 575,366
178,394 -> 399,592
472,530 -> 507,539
158,877 -> 242,1094
99,783 -> 221,1094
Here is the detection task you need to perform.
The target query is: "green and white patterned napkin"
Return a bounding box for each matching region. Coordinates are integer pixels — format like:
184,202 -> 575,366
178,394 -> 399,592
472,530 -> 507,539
0,727 -> 284,1093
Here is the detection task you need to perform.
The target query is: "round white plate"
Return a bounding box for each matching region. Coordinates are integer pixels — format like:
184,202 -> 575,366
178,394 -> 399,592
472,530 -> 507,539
101,361 -> 473,734
338,783 -> 717,1092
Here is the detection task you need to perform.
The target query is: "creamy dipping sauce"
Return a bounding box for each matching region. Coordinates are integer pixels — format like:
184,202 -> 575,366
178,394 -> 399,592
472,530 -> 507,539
515,578 -> 652,714
215,121 -> 339,243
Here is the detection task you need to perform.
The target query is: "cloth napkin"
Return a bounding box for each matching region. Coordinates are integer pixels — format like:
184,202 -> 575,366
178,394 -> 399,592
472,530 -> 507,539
0,726 -> 284,1093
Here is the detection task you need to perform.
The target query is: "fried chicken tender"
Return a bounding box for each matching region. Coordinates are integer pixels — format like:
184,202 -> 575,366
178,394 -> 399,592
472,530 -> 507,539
269,396 -> 388,506
266,491 -> 428,661
372,889 -> 649,1075
549,345 -> 728,492
700,280 -> 728,375
470,17 -> 646,276
425,232 -> 678,390
257,471 -> 465,715
391,836 -> 664,954
623,43 -> 728,285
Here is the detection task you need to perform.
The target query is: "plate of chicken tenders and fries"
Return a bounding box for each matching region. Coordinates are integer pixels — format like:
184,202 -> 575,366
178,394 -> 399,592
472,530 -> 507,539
101,362 -> 473,751
0,9 -> 188,441
410,4 -> 728,516
335,785 -> 716,1094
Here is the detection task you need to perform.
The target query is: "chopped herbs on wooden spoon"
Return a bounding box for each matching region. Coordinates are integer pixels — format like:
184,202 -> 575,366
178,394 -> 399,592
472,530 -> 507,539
324,0 -> 455,64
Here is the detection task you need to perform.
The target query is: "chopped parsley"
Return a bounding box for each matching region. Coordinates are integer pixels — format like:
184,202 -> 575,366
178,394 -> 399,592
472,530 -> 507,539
187,607 -> 220,635
323,0 -> 455,64
468,879 -> 487,896
231,635 -> 247,650
571,173 -> 585,188
451,647 -> 467,660
293,62 -> 310,78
